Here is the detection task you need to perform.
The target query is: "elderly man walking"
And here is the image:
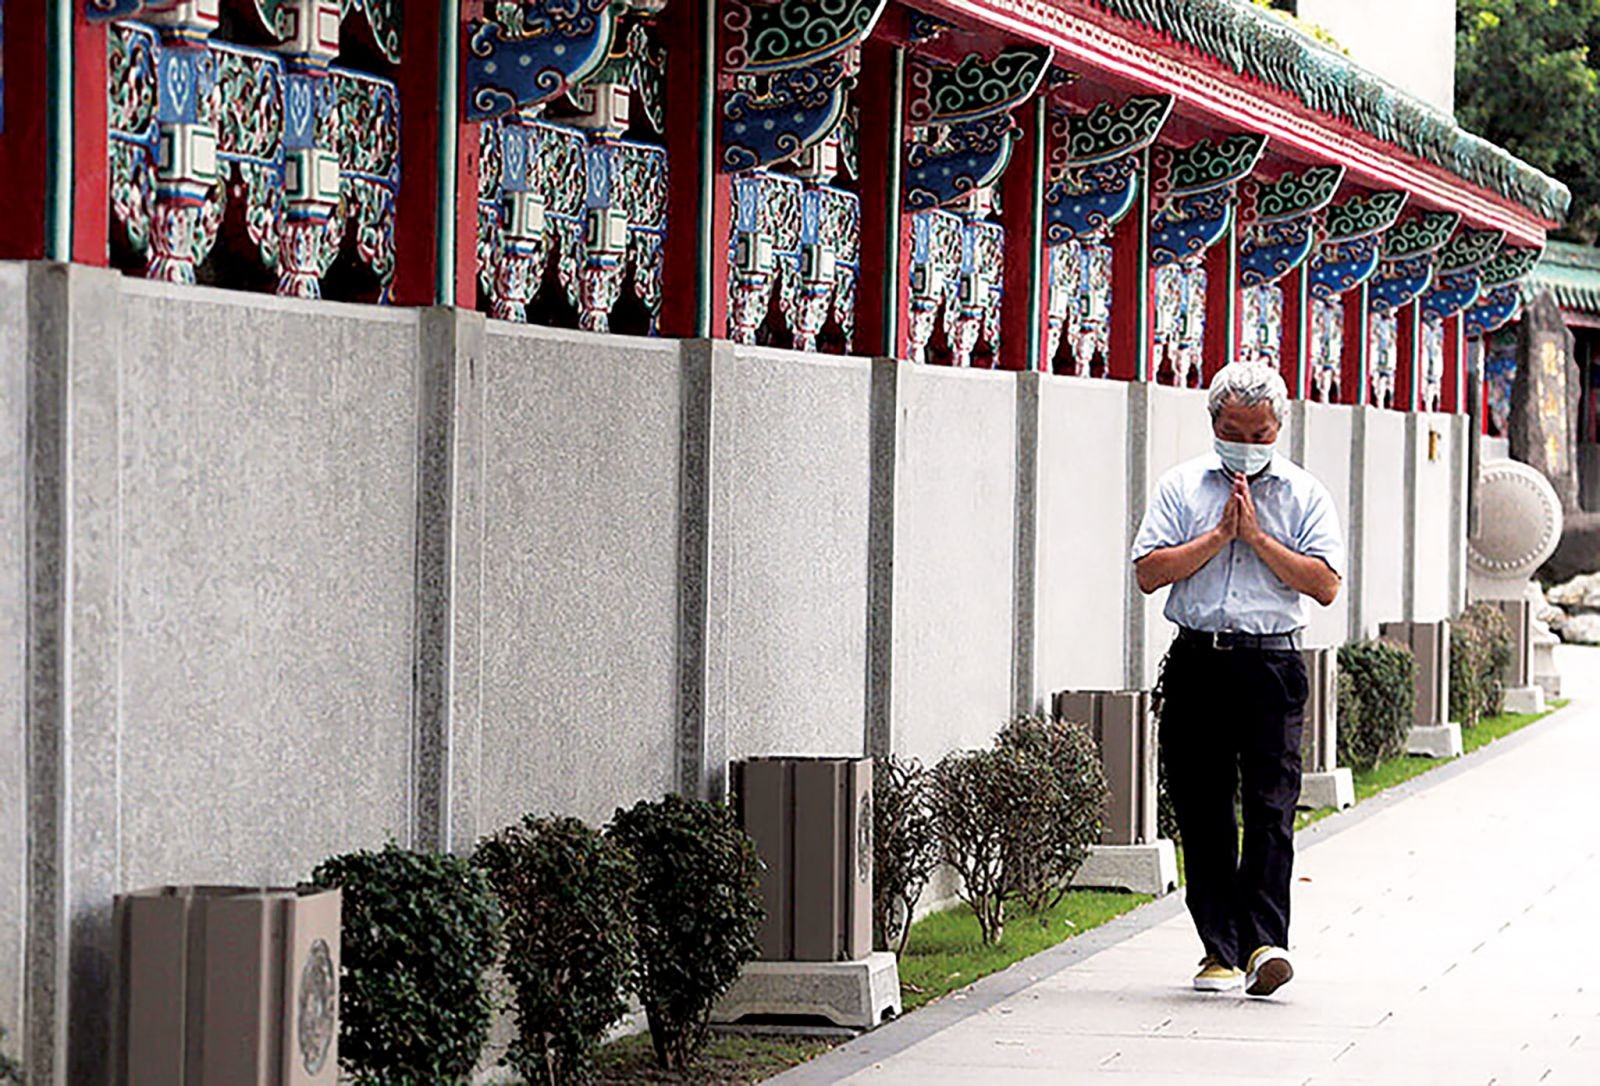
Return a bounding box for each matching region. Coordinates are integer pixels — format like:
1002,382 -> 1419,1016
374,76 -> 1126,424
1131,362 -> 1344,998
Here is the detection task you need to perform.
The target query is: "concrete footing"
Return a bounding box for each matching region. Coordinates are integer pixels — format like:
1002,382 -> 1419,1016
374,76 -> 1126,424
1406,722 -> 1464,758
1299,768 -> 1354,811
1504,684 -> 1548,714
1071,840 -> 1178,896
711,951 -> 902,1031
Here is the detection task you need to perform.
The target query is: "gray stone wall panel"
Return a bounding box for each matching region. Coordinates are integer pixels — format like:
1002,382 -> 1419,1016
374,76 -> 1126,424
0,263 -> 26,1055
116,284 -> 419,887
707,347 -> 872,768
478,325 -> 681,831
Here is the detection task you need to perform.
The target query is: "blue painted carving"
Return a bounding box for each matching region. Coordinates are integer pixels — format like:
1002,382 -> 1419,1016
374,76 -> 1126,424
1465,284 -> 1521,338
1367,255 -> 1435,316
1421,270 -> 1483,323
465,0 -> 618,122
907,10 -> 952,44
1239,218 -> 1313,288
1309,235 -> 1381,301
905,116 -> 1017,212
86,0 -> 147,18
1045,156 -> 1138,244
1150,188 -> 1232,268
722,58 -> 849,171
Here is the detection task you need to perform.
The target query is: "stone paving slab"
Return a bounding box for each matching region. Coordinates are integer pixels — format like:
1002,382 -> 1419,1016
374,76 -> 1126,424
773,646 -> 1600,1086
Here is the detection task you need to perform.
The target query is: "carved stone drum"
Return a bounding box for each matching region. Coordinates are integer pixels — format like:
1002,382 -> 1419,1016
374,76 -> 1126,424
1468,458 -> 1564,596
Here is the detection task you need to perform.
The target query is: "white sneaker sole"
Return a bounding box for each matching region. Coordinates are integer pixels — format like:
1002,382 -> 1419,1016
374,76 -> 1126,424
1245,950 -> 1293,997
1193,974 -> 1242,992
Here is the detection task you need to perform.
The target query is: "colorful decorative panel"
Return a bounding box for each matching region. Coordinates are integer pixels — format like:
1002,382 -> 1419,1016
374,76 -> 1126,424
478,115 -> 668,332
1046,238 -> 1112,373
1420,314 -> 1445,412
1465,284 -> 1522,339
907,203 -> 1003,366
1310,296 -> 1344,402
106,17 -> 401,299
1239,282 -> 1283,369
1150,187 -> 1231,268
726,169 -> 860,351
1153,256 -> 1206,386
1045,156 -> 1138,244
466,0 -> 619,121
1485,336 -> 1517,435
1367,310 -> 1398,408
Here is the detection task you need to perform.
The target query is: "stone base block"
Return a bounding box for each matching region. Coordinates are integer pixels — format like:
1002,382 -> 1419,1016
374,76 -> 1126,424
711,951 -> 901,1031
1298,768 -> 1354,811
1406,722 -> 1463,759
1071,840 -> 1178,896
1503,685 -> 1547,714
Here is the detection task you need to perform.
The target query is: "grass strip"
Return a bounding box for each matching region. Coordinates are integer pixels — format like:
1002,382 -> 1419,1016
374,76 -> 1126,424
895,889 -> 1151,1013
592,1032 -> 835,1085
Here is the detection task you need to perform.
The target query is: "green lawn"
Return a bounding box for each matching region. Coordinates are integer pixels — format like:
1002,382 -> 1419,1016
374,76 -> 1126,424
896,889 -> 1151,1012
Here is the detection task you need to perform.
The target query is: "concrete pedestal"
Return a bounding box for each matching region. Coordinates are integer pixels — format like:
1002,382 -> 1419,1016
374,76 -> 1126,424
1299,767 -> 1354,811
1071,840 -> 1178,896
1406,722 -> 1464,758
711,951 -> 902,1031
1503,685 -> 1547,714
1532,627 -> 1562,699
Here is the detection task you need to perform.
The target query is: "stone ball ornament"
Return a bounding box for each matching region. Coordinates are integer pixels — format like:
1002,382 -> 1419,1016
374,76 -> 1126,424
1468,459 -> 1564,579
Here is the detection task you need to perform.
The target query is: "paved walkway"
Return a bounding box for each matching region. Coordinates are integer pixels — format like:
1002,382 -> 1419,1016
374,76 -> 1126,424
776,645 -> 1600,1085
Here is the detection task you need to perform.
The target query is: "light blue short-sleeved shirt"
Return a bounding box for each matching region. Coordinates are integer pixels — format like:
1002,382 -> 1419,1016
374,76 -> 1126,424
1130,452 -> 1345,635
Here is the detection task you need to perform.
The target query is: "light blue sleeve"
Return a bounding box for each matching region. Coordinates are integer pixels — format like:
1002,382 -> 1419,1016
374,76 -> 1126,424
1294,479 -> 1346,577
1130,474 -> 1188,564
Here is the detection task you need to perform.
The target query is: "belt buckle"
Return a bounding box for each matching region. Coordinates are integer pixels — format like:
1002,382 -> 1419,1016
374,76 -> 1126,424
1211,630 -> 1232,651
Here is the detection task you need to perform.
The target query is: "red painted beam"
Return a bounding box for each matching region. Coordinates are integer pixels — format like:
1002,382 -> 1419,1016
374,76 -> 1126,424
1340,286 -> 1368,406
0,3 -> 49,259
392,0 -> 448,306
998,99 -> 1047,371
660,0 -> 730,339
855,39 -> 911,360
1280,267 -> 1309,399
73,14 -> 110,266
1107,148 -> 1153,381
1201,215 -> 1238,385
1393,302 -> 1418,411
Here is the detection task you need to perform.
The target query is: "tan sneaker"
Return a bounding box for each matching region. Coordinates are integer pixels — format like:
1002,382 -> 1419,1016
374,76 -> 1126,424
1193,954 -> 1243,991
1245,946 -> 1293,997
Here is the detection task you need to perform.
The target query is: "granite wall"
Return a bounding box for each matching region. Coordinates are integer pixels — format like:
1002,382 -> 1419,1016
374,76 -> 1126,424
0,260 -> 1474,1083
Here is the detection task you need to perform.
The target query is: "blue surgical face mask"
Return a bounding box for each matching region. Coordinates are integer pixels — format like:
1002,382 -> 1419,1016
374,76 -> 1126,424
1215,437 -> 1275,477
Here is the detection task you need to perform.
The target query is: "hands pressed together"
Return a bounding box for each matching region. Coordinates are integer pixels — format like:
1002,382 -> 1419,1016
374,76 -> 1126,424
1214,471 -> 1265,549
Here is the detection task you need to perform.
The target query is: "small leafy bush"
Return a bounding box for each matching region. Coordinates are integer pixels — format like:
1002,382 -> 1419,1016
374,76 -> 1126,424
871,754 -> 939,956
310,844 -> 501,1086
928,747 -> 1060,945
473,815 -> 638,1086
0,1027 -> 22,1085
1337,639 -> 1416,772
1450,617 -> 1492,727
996,714 -> 1109,912
606,795 -> 764,1073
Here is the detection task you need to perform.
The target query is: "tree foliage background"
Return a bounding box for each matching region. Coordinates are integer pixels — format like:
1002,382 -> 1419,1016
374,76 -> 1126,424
1458,0 -> 1600,240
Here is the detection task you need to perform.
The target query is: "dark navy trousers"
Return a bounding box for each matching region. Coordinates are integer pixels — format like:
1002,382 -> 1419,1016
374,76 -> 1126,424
1159,639 -> 1308,969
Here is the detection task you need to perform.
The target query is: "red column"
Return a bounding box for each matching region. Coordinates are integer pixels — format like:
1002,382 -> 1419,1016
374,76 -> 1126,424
73,14 -> 110,265
1108,148 -> 1153,382
0,4 -> 50,259
998,98 -> 1047,371
1393,301 -> 1419,411
660,0 -> 731,339
1201,214 -> 1239,384
1441,313 -> 1464,414
1340,285 -> 1369,406
394,0 -> 449,305
855,38 -> 910,360
1279,267 -> 1309,399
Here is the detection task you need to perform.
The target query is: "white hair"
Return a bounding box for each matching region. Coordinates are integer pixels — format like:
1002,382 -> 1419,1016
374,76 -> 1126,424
1208,362 -> 1289,426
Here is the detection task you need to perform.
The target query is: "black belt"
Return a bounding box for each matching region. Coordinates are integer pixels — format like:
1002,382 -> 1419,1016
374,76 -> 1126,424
1175,627 -> 1301,652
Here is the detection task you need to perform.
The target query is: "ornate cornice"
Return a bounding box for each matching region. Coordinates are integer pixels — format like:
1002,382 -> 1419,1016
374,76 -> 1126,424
1322,191 -> 1407,242
1383,211 -> 1461,261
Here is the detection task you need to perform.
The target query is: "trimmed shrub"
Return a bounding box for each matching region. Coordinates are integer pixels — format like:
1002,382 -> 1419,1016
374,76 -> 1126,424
1336,639 -> 1416,772
1468,603 -> 1513,716
871,753 -> 938,956
310,844 -> 501,1086
996,713 -> 1110,913
606,795 -> 763,1073
1449,604 -> 1515,726
928,747 -> 1061,945
473,815 -> 637,1086
0,1027 -> 21,1085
